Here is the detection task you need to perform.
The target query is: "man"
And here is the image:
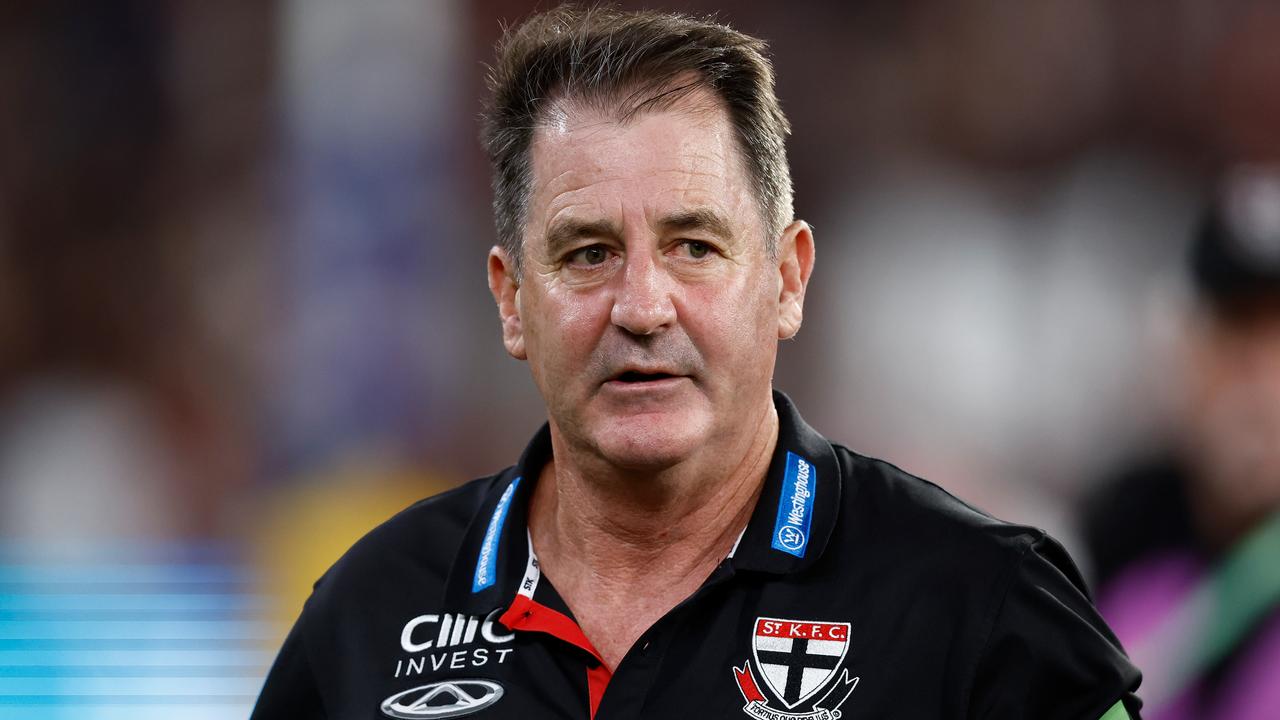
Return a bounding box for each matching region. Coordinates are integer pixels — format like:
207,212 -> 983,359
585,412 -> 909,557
253,6 -> 1141,719
1082,166 -> 1280,719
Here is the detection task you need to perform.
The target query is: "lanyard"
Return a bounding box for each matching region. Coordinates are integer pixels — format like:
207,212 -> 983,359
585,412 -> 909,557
1128,508 -> 1280,712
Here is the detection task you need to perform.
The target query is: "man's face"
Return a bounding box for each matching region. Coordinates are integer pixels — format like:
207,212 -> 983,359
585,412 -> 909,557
489,88 -> 811,470
1185,301 -> 1280,538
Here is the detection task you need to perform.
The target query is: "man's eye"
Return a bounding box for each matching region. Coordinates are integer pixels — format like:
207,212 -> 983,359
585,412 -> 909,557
570,246 -> 609,265
684,241 -> 711,259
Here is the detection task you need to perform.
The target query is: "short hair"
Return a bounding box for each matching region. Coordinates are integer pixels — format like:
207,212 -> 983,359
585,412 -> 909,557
480,4 -> 794,276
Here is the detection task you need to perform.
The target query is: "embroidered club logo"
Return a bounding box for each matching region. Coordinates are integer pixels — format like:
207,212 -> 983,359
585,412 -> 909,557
732,617 -> 859,720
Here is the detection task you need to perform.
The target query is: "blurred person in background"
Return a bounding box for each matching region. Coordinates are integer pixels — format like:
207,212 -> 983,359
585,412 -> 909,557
254,6 -> 1139,719
0,6 -> 278,718
0,2 -> 258,549
1082,166 -> 1280,720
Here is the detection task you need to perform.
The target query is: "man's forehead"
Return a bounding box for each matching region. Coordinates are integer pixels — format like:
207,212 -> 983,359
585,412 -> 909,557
531,97 -> 736,179
525,91 -> 755,239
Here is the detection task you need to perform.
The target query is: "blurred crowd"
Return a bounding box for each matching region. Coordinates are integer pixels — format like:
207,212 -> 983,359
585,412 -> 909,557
1,1 -> 1278,718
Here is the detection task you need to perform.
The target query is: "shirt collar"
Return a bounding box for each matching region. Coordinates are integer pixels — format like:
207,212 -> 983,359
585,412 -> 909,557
727,390 -> 843,575
444,424 -> 547,615
442,390 -> 843,614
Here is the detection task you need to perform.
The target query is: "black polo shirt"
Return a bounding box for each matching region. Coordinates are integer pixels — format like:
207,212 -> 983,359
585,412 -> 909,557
252,392 -> 1141,719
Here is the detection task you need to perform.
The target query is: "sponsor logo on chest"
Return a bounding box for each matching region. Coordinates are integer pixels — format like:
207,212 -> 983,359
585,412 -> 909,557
381,679 -> 504,719
393,609 -> 515,679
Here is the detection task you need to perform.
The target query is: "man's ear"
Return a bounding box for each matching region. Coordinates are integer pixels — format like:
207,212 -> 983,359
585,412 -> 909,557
777,220 -> 815,339
488,246 -> 527,360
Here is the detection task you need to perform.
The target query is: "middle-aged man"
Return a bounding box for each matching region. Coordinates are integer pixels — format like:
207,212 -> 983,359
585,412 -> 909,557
253,6 -> 1142,719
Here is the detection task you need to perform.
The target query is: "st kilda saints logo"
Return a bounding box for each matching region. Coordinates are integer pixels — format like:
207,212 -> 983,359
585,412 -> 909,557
732,617 -> 860,720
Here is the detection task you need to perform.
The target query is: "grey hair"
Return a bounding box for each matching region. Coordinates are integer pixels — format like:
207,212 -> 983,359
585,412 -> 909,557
480,4 -> 794,276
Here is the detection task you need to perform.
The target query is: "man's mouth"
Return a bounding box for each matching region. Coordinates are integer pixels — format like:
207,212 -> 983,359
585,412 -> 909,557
613,371 -> 680,383
603,366 -> 696,389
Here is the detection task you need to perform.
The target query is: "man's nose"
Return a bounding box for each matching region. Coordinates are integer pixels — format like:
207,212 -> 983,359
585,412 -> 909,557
610,251 -> 676,336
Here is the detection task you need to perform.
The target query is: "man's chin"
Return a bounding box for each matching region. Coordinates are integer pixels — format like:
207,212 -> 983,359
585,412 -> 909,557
586,412 -> 711,470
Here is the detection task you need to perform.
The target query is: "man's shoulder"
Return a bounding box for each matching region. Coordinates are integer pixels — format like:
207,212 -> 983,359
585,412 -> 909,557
826,445 -> 1139,707
805,442 -> 1140,716
831,445 -> 1059,575
308,471 -> 512,606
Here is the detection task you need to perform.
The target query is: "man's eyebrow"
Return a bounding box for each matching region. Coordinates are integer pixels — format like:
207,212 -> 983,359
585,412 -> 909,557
658,208 -> 733,241
544,218 -> 624,255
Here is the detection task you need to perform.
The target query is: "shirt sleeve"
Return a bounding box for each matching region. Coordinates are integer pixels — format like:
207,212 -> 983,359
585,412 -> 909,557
250,613 -> 327,720
967,533 -> 1143,719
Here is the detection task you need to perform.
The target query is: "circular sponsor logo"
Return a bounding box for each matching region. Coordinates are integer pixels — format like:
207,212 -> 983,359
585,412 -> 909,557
381,680 -> 505,719
777,525 -> 806,551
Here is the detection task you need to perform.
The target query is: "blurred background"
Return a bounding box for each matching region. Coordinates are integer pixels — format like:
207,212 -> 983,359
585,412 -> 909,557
1,1 -> 1278,718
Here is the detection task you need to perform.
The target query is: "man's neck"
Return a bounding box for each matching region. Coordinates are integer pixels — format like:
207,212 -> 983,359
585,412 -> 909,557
527,401 -> 778,669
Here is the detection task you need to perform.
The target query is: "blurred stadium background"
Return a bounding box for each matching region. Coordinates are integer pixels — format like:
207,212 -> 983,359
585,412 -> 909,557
1,1 -> 1278,718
